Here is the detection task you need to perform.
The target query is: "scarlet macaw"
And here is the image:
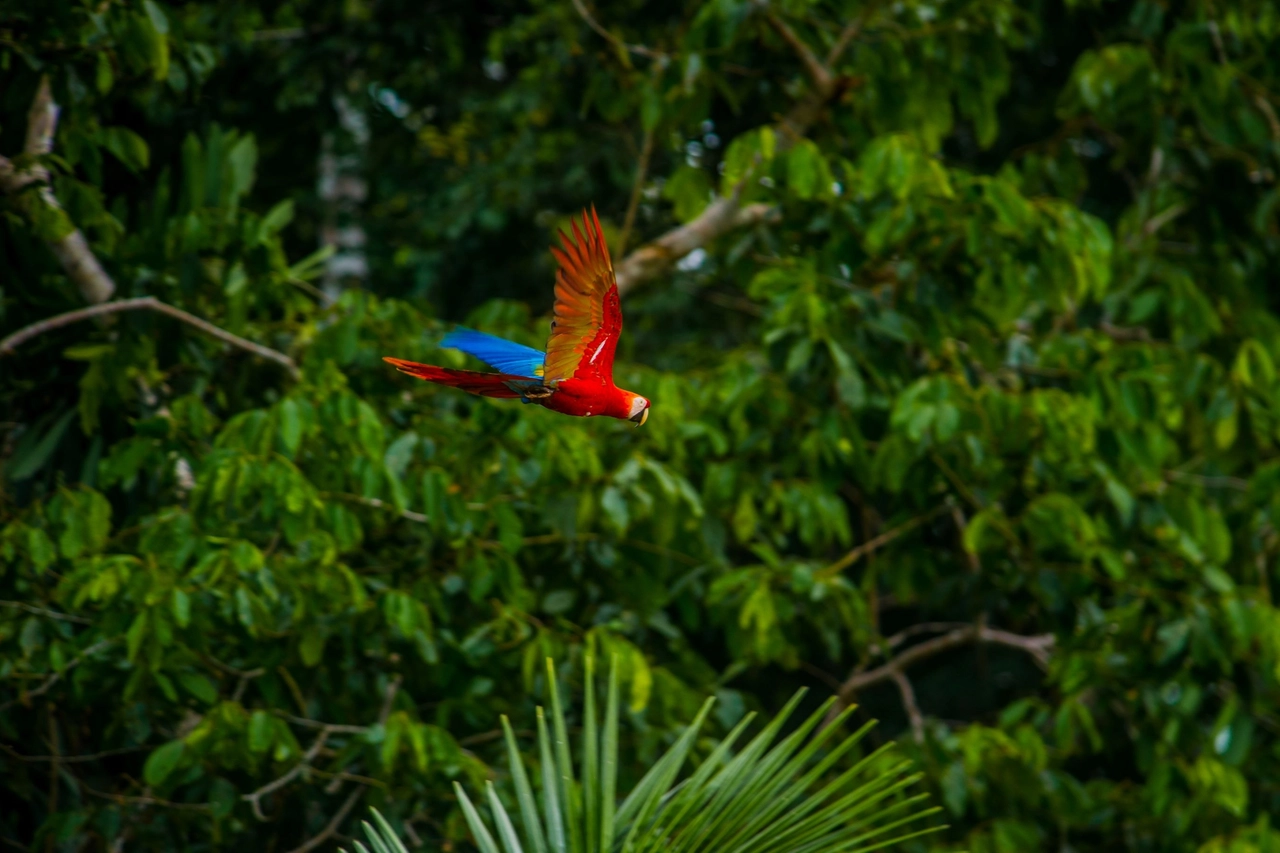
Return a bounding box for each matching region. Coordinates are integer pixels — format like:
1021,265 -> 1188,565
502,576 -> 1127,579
384,207 -> 651,425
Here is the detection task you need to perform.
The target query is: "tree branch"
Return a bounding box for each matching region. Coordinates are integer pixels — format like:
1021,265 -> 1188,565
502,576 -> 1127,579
284,785 -> 366,853
0,296 -> 301,379
824,624 -> 1055,727
614,4 -> 867,297
0,77 -> 115,304
0,742 -> 148,764
616,201 -> 777,296
765,10 -> 832,92
889,669 -> 924,744
825,9 -> 869,68
0,600 -> 92,624
245,677 -> 399,821
817,505 -> 948,579
78,779 -> 212,812
0,638 -> 116,714
244,729 -> 334,821
618,123 -> 656,256
569,0 -> 666,59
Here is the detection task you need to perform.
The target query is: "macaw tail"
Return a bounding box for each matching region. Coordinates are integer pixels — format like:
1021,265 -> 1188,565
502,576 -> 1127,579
383,357 -> 532,398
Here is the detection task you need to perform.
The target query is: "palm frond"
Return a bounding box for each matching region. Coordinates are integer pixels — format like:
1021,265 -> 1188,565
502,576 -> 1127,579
346,657 -> 946,853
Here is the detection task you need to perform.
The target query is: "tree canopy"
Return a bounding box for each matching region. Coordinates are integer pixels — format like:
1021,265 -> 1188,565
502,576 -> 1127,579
3,0 -> 1280,850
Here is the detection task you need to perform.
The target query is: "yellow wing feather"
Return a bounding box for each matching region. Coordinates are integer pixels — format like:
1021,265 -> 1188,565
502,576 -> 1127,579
543,207 -> 621,384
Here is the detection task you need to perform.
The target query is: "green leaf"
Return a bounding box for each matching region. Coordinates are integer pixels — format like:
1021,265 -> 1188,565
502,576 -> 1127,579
103,127 -> 150,173
249,710 -> 274,752
786,140 -> 832,200
299,624 -> 326,667
7,409 -> 75,481
180,672 -> 218,704
662,166 -> 713,223
258,199 -> 295,242
143,740 -> 185,786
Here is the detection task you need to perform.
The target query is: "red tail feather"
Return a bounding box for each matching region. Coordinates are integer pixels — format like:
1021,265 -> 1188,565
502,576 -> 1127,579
383,358 -> 526,398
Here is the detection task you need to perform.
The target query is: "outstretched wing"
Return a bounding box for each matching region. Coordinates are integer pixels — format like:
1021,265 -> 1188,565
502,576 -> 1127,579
383,358 -> 544,399
543,207 -> 623,385
441,327 -> 545,378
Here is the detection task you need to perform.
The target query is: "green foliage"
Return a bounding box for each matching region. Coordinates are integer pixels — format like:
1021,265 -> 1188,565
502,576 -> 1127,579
351,659 -> 939,853
4,0 -> 1280,851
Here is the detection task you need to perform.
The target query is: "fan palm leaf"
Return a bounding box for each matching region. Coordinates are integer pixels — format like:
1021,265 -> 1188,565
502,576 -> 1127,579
345,657 -> 944,853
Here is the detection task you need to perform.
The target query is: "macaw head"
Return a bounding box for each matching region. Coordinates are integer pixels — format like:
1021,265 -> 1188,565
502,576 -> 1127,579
627,394 -> 650,426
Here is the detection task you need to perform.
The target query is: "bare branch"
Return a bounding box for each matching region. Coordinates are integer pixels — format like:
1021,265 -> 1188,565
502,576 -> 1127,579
78,780 -> 212,812
825,9 -> 870,68
889,669 -> 924,744
0,296 -> 301,379
1097,320 -> 1152,344
244,729 -> 334,821
0,742 -> 148,764
284,785 -> 366,853
0,77 -> 115,304
618,124 -> 656,256
1164,469 -> 1249,491
245,677 -> 398,821
765,11 -> 832,92
0,600 -> 92,624
817,505 -> 949,579
613,2 -> 866,297
570,0 -> 666,59
379,675 -> 403,724
327,492 -> 429,524
0,638 -> 116,714
824,624 -> 1055,727
24,75 -> 57,159
615,201 -> 777,296
276,713 -> 369,736
1255,94 -> 1280,141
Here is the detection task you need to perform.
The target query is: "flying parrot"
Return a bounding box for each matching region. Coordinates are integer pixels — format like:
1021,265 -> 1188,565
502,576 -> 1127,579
384,207 -> 651,425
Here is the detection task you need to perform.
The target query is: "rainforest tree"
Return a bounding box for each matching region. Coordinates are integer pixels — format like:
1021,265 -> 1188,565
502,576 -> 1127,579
3,0 -> 1280,850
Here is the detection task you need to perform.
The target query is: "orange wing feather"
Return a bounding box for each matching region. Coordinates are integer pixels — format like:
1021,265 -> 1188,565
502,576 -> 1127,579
543,207 -> 622,385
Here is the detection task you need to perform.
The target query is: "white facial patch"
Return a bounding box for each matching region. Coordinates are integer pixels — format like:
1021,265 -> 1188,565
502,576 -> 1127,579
629,397 -> 649,419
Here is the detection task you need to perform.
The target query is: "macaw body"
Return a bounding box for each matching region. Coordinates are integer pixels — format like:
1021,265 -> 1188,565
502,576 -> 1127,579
384,208 -> 650,424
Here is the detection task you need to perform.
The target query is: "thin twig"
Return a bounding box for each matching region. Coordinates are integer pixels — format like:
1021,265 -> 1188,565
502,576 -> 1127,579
889,669 -> 924,744
79,781 -> 212,812
244,730 -> 334,821
0,600 -> 91,624
0,638 -> 116,714
1164,469 -> 1249,491
618,123 -> 656,256
765,11 -> 832,91
824,624 -> 1055,727
246,677 -> 399,821
817,505 -> 948,579
276,713 -> 369,736
1097,321 -> 1152,344
0,296 -> 300,379
0,742 -> 147,764
284,785 -> 366,853
825,9 -> 870,67
379,675 -> 403,724
326,492 -> 429,523
569,0 -> 666,59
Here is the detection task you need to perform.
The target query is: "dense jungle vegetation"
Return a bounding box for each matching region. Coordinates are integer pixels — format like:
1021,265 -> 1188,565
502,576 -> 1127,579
3,0 -> 1280,849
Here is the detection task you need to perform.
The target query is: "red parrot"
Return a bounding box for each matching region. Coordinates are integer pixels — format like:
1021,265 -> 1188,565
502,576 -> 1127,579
384,207 -> 650,425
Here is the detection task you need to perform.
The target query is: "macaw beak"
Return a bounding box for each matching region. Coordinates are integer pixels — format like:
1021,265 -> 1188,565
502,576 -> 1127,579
630,407 -> 649,426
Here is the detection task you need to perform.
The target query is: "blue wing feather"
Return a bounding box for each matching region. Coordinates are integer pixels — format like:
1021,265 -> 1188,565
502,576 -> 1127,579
440,328 -> 546,379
